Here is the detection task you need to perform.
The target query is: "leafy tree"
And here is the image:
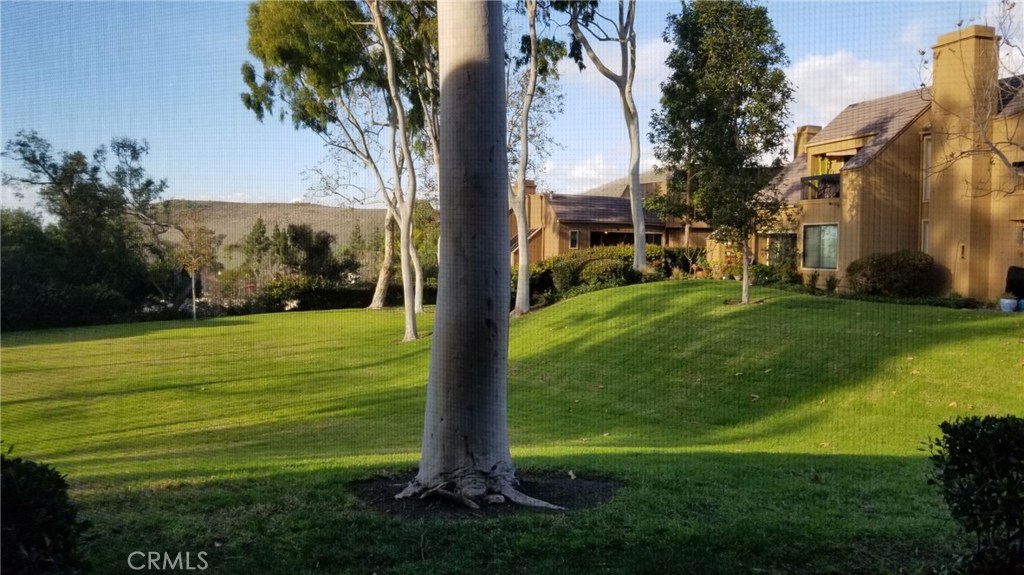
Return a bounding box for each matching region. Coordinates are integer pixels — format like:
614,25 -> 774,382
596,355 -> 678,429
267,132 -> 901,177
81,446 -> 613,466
398,0 -> 558,509
282,223 -> 358,281
1,131 -> 167,326
171,205 -> 223,321
555,0 -> 647,271
242,0 -> 435,341
650,0 -> 793,304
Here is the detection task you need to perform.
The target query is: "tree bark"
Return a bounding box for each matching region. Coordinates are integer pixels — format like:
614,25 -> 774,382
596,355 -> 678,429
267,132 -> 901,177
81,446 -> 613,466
369,212 -> 395,310
398,0 -> 558,509
741,239 -> 751,305
510,0 -> 539,317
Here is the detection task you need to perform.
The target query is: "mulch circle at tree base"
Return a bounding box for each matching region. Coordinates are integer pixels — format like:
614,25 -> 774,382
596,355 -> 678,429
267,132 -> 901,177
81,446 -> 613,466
350,471 -> 622,520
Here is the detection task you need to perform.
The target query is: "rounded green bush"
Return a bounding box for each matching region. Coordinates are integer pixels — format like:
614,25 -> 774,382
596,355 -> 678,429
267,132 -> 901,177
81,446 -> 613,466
845,250 -> 947,298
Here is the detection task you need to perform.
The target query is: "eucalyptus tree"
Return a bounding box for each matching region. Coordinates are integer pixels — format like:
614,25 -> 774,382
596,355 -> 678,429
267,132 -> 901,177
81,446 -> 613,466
398,0 -> 559,509
555,0 -> 646,271
507,0 -> 566,316
241,0 -> 436,340
650,0 -> 793,304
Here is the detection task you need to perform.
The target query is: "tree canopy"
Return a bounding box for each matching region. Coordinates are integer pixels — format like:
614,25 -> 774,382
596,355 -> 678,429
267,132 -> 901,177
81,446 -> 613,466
650,0 -> 793,303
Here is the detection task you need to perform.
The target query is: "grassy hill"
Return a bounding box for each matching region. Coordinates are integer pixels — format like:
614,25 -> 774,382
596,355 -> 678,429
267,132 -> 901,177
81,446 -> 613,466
3,281 -> 1022,574
159,200 -> 387,266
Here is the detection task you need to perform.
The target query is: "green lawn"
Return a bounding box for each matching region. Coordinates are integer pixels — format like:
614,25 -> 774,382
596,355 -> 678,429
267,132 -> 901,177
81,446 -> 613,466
3,281 -> 1022,574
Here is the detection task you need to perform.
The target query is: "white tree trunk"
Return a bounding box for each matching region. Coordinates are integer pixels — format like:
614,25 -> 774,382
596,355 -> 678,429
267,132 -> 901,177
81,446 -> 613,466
411,239 -> 425,314
741,239 -> 751,305
369,212 -> 395,310
191,273 -> 198,322
624,98 -> 645,270
510,0 -> 539,317
511,194 -> 531,316
399,0 -> 557,509
398,204 -> 418,342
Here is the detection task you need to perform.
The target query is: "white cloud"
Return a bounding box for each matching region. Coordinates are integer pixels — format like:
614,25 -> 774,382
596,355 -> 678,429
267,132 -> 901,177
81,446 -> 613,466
899,19 -> 929,52
787,51 -> 901,129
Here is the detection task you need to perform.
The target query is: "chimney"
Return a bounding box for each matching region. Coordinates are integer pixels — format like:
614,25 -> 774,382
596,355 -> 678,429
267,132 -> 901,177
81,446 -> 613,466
793,125 -> 821,160
932,25 -> 998,124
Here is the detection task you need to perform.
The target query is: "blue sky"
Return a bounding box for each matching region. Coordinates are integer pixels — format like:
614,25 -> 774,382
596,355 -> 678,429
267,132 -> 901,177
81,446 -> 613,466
2,0 -> 1016,210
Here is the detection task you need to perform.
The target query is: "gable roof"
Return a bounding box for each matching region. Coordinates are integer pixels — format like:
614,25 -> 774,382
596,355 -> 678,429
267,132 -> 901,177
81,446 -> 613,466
582,169 -> 666,198
547,193 -> 664,226
809,87 -> 931,171
766,153 -> 808,205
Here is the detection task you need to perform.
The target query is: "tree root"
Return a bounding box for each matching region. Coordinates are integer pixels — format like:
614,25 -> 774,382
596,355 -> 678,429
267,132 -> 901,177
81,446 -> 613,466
396,477 -> 564,511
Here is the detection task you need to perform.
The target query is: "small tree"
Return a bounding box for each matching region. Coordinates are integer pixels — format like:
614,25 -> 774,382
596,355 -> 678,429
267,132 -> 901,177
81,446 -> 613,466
650,0 -> 793,304
172,205 -> 222,321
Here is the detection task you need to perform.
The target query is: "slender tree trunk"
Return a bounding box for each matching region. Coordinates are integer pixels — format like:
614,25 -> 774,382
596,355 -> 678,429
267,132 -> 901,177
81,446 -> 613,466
511,195 -> 531,316
411,240 -> 425,313
398,0 -> 557,509
398,205 -> 418,341
370,212 -> 395,310
624,97 -> 645,270
510,0 -> 539,317
190,272 -> 198,321
741,239 -> 751,305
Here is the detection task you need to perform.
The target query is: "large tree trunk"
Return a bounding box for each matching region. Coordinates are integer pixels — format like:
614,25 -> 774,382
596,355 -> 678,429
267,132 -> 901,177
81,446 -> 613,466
190,272 -> 198,322
369,212 -> 395,310
398,0 -> 557,509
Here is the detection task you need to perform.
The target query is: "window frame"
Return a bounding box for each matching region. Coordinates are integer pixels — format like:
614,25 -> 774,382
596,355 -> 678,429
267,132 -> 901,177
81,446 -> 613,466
922,135 -> 932,202
802,224 -> 838,270
569,230 -> 580,250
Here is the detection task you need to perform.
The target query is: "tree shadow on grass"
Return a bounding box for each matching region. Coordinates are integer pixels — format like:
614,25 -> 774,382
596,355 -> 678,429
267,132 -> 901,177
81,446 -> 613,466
0,316 -> 257,348
74,451 -> 961,575
506,281 -> 1021,449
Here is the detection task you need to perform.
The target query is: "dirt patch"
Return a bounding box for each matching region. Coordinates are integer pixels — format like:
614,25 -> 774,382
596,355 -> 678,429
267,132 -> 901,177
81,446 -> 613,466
724,298 -> 766,306
350,470 -> 622,521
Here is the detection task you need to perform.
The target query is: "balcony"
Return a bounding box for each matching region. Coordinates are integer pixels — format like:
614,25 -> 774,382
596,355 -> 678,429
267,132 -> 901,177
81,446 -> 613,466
800,174 -> 841,200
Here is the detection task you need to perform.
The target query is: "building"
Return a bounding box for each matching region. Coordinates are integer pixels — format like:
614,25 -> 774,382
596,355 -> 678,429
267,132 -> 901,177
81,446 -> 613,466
510,173 -> 711,266
771,25 -> 1023,299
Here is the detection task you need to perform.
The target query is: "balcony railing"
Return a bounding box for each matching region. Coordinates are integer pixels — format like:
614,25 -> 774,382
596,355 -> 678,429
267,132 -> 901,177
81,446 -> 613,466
800,174 -> 841,200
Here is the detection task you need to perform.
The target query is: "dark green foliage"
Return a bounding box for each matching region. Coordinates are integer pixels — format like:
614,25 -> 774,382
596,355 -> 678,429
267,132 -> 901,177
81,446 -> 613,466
1,454 -> 91,575
824,274 -> 840,294
257,278 -> 434,313
662,246 -> 706,275
846,251 -> 947,298
513,246 -> 663,306
1,132 -> 168,329
926,416 -> 1024,574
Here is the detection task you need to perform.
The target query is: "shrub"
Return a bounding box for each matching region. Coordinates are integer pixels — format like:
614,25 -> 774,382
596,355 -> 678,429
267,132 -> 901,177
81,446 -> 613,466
662,247 -> 706,276
926,416 -> 1024,574
806,270 -> 820,293
846,250 -> 947,298
515,246 -> 664,306
1,454 -> 91,575
824,274 -> 840,294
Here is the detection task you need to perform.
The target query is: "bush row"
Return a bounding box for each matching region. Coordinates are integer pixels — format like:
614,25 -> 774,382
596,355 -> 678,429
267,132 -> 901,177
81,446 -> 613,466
513,246 -> 706,306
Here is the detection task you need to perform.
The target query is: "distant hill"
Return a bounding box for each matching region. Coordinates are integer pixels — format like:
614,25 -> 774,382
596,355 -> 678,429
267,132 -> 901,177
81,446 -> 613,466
159,200 -> 387,266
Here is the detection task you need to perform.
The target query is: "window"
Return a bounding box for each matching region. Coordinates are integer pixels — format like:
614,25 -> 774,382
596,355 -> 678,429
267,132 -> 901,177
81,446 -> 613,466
922,136 -> 932,201
569,230 -> 580,249
921,220 -> 930,254
803,224 -> 837,269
